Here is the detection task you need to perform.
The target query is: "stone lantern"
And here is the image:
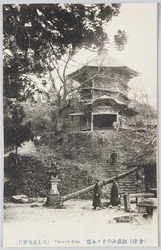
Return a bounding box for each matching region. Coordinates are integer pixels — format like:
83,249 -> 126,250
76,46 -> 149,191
46,163 -> 63,208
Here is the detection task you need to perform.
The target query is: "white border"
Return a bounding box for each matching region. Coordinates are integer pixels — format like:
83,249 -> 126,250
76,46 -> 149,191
0,1 -> 160,250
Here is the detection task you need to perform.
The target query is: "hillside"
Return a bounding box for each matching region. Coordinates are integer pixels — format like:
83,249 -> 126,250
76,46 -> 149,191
4,99 -> 157,200
34,127 -> 156,195
4,152 -> 94,200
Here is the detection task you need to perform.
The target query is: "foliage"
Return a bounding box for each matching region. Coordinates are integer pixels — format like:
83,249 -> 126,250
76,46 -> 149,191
3,4 -> 121,58
3,4 -> 126,103
129,100 -> 157,128
4,153 -> 50,197
136,120 -> 144,128
3,3 -> 128,143
4,154 -> 93,199
114,30 -> 127,51
4,100 -> 34,153
22,99 -> 53,135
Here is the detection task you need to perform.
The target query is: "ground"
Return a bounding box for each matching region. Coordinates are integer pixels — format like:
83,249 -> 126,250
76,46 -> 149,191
3,199 -> 158,247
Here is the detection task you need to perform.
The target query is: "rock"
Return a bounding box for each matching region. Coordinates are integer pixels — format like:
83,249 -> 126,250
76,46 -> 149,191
31,204 -> 39,207
11,195 -> 29,204
114,215 -> 139,223
117,204 -> 121,210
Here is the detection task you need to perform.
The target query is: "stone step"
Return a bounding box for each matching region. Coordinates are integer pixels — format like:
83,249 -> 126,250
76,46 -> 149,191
103,169 -> 121,171
119,185 -> 136,188
119,186 -> 137,189
65,131 -> 144,195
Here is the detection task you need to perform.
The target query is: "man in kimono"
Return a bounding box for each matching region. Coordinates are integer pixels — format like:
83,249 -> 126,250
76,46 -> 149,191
93,179 -> 102,209
110,179 -> 120,206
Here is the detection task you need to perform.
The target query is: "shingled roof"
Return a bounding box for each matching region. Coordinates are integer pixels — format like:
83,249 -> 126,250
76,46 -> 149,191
123,139 -> 157,168
88,52 -> 138,74
68,50 -> 139,80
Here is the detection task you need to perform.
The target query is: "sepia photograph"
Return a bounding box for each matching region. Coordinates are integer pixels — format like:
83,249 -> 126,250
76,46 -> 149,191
3,2 -> 158,247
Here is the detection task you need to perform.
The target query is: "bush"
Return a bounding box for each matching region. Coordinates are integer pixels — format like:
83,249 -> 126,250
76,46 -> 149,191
136,120 -> 144,128
4,154 -> 94,200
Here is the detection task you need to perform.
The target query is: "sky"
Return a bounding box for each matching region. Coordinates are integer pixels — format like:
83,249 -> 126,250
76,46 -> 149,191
68,3 -> 157,108
106,3 -> 157,108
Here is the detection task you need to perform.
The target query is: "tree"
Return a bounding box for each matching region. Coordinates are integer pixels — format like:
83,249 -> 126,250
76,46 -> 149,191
4,99 -> 34,154
3,4 -> 127,135
129,81 -> 157,128
114,30 -> 127,51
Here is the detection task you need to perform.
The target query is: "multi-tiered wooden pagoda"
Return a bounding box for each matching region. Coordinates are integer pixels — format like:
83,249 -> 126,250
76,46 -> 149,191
68,49 -> 139,131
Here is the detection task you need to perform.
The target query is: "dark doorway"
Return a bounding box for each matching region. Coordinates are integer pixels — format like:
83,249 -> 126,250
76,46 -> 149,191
93,114 -> 117,129
144,164 -> 157,192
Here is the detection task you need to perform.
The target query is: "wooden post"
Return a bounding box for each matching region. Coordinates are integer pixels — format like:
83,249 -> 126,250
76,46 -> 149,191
87,118 -> 89,127
91,89 -> 93,100
117,112 -> 119,123
91,80 -> 94,100
123,194 -> 131,212
91,112 -> 93,131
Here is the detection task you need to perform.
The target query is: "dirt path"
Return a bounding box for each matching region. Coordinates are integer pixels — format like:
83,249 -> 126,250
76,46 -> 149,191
3,199 -> 158,247
4,140 -> 37,157
18,140 -> 37,155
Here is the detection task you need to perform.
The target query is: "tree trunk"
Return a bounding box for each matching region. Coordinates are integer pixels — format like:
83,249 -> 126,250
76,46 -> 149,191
53,100 -> 71,134
61,166 -> 141,202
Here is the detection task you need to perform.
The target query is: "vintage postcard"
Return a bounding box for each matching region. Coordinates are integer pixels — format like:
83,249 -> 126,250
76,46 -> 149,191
3,2 -> 158,247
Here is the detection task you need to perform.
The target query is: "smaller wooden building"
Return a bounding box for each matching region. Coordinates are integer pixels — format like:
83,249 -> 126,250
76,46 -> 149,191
124,142 -> 157,195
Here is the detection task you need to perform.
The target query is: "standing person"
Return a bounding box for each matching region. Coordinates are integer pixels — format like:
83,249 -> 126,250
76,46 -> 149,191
93,179 -> 102,209
112,121 -> 119,131
110,150 -> 117,164
110,179 -> 120,206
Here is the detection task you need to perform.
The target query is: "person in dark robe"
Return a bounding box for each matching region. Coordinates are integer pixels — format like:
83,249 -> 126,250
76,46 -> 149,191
110,179 -> 120,206
93,179 -> 102,209
110,150 -> 117,164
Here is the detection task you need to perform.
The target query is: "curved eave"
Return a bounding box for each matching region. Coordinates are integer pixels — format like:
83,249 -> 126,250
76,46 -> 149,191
79,87 -> 129,97
86,95 -> 127,107
125,66 -> 140,76
68,65 -> 139,82
85,66 -> 139,77
67,66 -> 86,81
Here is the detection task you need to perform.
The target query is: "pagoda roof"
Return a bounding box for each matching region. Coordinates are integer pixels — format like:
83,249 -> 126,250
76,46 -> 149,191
86,95 -> 127,107
85,53 -> 139,75
79,87 -> 129,99
88,53 -> 127,67
68,52 -> 139,80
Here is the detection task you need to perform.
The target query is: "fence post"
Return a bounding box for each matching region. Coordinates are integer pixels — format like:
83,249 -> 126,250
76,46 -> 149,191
123,194 -> 131,212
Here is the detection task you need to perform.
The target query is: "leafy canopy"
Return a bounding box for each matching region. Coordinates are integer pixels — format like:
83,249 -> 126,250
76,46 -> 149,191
3,4 -> 127,147
3,4 -> 122,81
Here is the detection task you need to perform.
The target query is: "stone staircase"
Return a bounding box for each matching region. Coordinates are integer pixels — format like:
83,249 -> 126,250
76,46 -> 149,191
62,129 -> 145,194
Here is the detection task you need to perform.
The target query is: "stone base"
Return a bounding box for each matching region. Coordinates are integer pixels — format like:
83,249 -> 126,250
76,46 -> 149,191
45,194 -> 65,209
